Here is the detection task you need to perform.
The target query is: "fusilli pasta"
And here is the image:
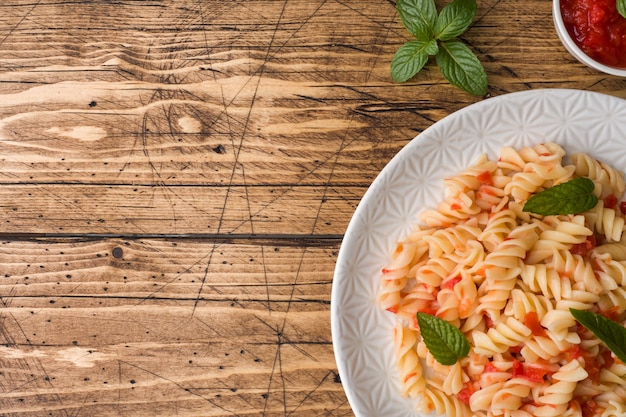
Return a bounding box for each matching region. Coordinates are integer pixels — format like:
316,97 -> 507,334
379,142 -> 626,417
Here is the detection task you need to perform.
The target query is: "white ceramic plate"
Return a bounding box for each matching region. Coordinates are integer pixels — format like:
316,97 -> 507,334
330,89 -> 626,417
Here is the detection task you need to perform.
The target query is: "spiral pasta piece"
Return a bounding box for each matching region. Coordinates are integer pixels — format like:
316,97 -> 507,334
378,241 -> 418,311
598,287 -> 626,312
470,381 -> 505,413
490,378 -> 534,414
504,171 -> 546,203
476,267 -> 518,321
396,283 -> 436,327
535,360 -> 588,416
591,251 -> 626,287
592,242 -> 626,261
520,335 -> 569,362
520,263 -> 564,301
421,385 -> 474,417
584,200 -> 625,242
471,317 -> 532,356
443,155 -> 498,194
423,224 -> 482,258
549,248 -> 604,295
414,256 -> 456,287
393,323 -> 426,398
504,288 -> 553,321
479,208 -> 518,252
571,152 -> 625,198
541,309 -> 579,343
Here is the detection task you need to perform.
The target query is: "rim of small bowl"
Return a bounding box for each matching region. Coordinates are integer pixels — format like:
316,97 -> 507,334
552,0 -> 626,77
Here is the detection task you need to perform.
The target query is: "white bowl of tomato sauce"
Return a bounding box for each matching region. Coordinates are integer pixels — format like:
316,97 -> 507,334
553,0 -> 626,77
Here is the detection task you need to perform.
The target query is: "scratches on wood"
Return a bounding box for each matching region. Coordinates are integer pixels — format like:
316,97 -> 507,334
1,0 -> 626,415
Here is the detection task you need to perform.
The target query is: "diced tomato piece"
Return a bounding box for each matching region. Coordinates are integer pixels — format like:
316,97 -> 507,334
512,359 -> 524,377
620,201 -> 626,215
476,170 -> 492,185
457,383 -> 475,406
419,302 -> 439,316
386,305 -> 399,314
584,357 -> 601,384
570,235 -> 596,256
524,311 -> 548,337
511,358 -> 550,382
478,184 -> 498,196
483,361 -> 498,373
605,193 -> 617,209
581,399 -> 601,417
602,349 -> 614,369
591,257 -> 604,272
442,275 -> 462,290
522,366 -> 550,382
564,345 -> 583,361
450,203 -> 462,211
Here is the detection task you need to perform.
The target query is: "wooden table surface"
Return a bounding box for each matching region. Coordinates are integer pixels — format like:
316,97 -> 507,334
1,1 -> 625,416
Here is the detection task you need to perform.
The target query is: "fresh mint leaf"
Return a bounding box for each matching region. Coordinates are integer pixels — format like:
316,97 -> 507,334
436,40 -> 487,96
417,312 -> 470,366
392,0 -> 488,95
570,308 -> 626,364
434,0 -> 477,41
397,0 -> 437,40
522,177 -> 598,215
391,40 -> 438,82
618,0 -> 626,19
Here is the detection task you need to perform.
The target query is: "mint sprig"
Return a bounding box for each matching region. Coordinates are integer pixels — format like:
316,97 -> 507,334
417,312 -> 470,365
618,0 -> 626,19
570,308 -> 626,364
392,0 -> 487,96
522,177 -> 598,216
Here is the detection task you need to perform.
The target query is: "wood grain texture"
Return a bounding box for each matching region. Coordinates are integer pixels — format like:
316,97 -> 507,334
1,0 -> 626,416
0,239 -> 343,417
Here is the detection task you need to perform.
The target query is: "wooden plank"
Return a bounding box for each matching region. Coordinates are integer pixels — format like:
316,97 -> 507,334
0,238 -> 338,306
0,184 -> 364,235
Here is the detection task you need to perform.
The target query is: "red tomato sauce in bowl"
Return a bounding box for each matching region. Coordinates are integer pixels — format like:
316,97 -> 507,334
560,0 -> 626,68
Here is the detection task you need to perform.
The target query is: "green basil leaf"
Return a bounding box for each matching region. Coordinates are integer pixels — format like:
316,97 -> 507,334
435,40 -> 487,96
570,308 -> 626,364
522,177 -> 598,215
397,0 -> 437,40
417,312 -> 470,366
618,0 -> 626,19
391,40 -> 438,82
434,0 -> 477,41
